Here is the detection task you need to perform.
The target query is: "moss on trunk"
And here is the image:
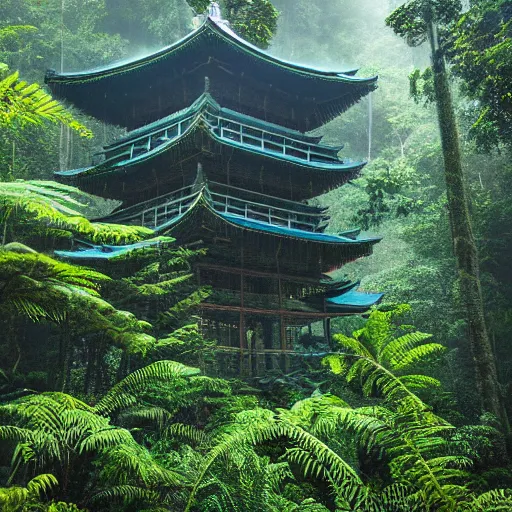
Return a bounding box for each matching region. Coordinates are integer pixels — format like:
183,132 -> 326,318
427,23 -> 508,429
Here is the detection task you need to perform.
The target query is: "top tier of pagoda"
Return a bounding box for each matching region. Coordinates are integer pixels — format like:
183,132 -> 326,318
45,3 -> 377,132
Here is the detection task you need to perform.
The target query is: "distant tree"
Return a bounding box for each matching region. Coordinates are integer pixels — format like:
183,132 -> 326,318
187,0 -> 279,48
447,0 -> 512,150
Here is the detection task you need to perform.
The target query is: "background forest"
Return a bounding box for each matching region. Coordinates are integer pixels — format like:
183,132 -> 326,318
1,0 -> 512,510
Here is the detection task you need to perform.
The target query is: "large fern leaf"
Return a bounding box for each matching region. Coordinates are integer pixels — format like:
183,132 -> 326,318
0,71 -> 91,136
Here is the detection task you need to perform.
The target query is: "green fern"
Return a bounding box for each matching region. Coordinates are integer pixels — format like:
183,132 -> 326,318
0,474 -> 58,512
0,247 -> 157,354
0,71 -> 91,136
94,360 -> 201,416
0,180 -> 152,245
459,488 -> 512,511
325,305 -> 446,404
288,394 -> 471,511
184,407 -> 371,511
0,246 -> 107,322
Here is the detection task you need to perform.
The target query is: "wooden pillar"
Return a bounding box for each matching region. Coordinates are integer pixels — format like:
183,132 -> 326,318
324,318 -> 332,349
275,240 -> 289,372
281,316 -> 289,373
239,237 -> 246,375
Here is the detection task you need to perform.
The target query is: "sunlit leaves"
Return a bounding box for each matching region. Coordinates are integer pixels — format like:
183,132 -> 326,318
0,71 -> 92,137
324,306 -> 446,403
0,180 -> 152,244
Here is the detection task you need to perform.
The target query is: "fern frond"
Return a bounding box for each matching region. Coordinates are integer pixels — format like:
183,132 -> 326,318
0,71 -> 92,136
399,374 -> 442,389
166,423 -> 212,448
461,488 -> 512,511
25,473 -> 58,495
79,427 -> 135,454
98,442 -> 184,487
390,342 -> 445,373
380,331 -> 434,366
94,360 -> 200,415
92,485 -> 160,504
332,333 -> 373,358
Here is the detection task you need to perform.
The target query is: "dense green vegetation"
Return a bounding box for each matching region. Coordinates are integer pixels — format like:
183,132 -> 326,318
1,0 -> 512,510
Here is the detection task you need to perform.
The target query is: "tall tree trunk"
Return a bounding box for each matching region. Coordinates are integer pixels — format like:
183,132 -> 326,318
427,23 -> 508,429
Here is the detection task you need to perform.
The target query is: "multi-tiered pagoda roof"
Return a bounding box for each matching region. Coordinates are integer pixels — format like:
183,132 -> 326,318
50,3 -> 381,375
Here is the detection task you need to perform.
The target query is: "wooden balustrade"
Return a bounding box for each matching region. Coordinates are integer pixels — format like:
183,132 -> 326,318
93,105 -> 341,168
110,182 -> 328,232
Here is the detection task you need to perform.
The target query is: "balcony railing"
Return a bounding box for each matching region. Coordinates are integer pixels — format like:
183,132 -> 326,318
203,110 -> 339,164
109,185 -> 197,228
93,114 -> 196,167
108,182 -> 329,232
208,189 -> 326,231
92,104 -> 342,168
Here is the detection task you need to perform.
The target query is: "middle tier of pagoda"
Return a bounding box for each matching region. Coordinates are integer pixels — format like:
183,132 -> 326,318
57,92 -> 366,205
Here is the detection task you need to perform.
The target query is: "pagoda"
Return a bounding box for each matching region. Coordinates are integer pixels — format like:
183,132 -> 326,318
47,3 -> 382,375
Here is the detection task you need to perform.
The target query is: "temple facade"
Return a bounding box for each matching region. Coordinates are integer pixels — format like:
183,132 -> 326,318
47,3 -> 382,375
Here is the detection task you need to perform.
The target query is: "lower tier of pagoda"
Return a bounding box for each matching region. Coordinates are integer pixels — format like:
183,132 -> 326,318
99,179 -> 380,276
56,179 -> 382,316
55,180 -> 382,375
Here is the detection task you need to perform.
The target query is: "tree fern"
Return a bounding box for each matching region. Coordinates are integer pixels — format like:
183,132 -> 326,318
325,305 -> 446,404
0,247 -> 107,322
0,473 -> 58,512
184,407 -> 371,511
95,442 -> 184,487
0,393 -> 139,486
94,360 -> 201,416
459,488 -> 512,511
290,394 -> 471,511
0,180 -> 151,245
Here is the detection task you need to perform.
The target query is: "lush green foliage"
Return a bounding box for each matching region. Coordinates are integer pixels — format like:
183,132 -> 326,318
385,0 -> 462,46
0,180 -> 151,244
448,0 -> 512,149
0,71 -> 91,137
1,0 -> 512,510
187,0 -> 279,48
324,305 -> 446,404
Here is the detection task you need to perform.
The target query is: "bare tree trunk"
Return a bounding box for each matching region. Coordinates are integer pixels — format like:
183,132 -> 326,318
427,23 -> 508,429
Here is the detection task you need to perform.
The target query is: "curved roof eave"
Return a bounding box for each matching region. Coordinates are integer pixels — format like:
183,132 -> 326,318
54,238 -> 165,260
326,288 -> 384,309
55,116 -> 365,180
154,186 -> 381,246
45,16 -> 377,87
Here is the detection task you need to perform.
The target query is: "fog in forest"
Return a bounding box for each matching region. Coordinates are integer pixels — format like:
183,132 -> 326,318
2,0 -> 512,509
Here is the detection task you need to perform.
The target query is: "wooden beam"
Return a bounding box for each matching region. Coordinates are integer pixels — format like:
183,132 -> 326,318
200,303 -> 351,318
196,262 -> 322,285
